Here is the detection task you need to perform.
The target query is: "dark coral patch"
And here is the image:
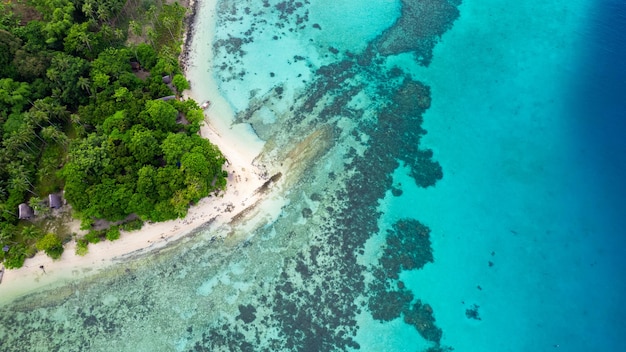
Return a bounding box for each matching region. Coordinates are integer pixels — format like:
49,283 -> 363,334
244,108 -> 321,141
403,300 -> 443,343
373,0 -> 461,65
465,304 -> 481,320
380,219 -> 434,279
237,304 -> 257,323
368,289 -> 414,321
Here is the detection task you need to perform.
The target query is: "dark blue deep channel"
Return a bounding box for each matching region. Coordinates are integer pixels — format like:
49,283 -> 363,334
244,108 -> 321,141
572,2 -> 626,347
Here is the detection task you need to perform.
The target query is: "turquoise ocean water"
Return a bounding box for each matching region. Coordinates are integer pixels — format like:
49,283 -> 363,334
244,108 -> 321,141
1,0 -> 625,351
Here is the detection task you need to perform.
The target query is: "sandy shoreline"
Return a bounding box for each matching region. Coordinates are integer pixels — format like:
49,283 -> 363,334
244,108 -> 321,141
0,0 -> 269,304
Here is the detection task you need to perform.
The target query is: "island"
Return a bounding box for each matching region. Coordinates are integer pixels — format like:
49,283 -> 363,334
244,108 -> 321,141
0,0 -> 267,299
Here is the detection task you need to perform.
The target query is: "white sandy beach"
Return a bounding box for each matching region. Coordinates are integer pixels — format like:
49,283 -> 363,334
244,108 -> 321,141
0,0 -> 270,303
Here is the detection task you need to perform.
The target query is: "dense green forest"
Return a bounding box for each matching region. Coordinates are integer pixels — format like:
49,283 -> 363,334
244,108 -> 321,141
0,0 -> 227,268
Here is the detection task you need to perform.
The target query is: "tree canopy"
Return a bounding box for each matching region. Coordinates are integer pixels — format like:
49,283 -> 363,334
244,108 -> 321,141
0,0 -> 227,268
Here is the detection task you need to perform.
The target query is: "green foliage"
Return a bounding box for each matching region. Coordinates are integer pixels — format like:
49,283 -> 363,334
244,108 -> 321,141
135,43 -> 157,70
1,0 -> 229,269
21,225 -> 42,241
0,78 -> 31,113
141,99 -> 178,131
152,51 -> 178,76
0,3 -> 20,31
33,0 -> 76,45
62,108 -> 226,222
150,3 -> 187,51
91,47 -> 131,81
75,239 -> 89,256
64,22 -> 99,59
105,226 -> 120,241
128,125 -> 159,164
172,74 -> 189,92
119,218 -> 143,231
79,217 -> 94,230
80,0 -> 127,25
13,21 -> 48,53
84,230 -> 101,244
0,28 -> 21,78
47,52 -> 90,107
3,244 -> 28,269
145,74 -> 173,98
161,132 -> 191,164
102,110 -> 129,134
36,233 -> 64,259
13,48 -> 50,81
37,143 -> 66,195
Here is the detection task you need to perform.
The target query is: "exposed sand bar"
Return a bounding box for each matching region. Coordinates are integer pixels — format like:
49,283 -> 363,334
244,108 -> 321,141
0,0 -> 268,304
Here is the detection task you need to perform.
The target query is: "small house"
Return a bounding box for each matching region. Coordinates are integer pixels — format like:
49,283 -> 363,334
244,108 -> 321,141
18,203 -> 34,219
49,194 -> 62,209
162,75 -> 172,84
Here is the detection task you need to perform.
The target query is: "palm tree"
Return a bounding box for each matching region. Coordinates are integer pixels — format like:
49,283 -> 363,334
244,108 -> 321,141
0,202 -> 17,219
129,20 -> 142,37
146,27 -> 157,47
33,98 -> 69,122
28,196 -> 42,211
0,228 -> 12,243
22,120 -> 46,144
12,129 -> 37,153
41,126 -> 68,150
51,87 -> 62,101
46,68 -> 60,84
100,24 -> 114,45
114,29 -> 124,41
23,110 -> 47,129
71,114 -> 87,137
8,163 -> 37,196
54,55 -> 71,72
4,244 -> 28,268
82,2 -> 95,21
2,135 -> 19,153
21,225 -> 41,241
97,5 -> 110,25
8,176 -> 30,196
77,76 -> 92,96
162,15 -> 176,41
159,46 -> 177,76
78,31 -> 92,52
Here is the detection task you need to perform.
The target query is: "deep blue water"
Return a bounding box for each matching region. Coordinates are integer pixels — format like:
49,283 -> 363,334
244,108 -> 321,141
569,2 -> 626,346
574,0 -> 626,225
387,0 -> 626,350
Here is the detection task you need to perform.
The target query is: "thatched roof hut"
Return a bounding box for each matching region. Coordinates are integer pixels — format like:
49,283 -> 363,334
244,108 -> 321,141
18,203 -> 34,219
49,193 -> 62,208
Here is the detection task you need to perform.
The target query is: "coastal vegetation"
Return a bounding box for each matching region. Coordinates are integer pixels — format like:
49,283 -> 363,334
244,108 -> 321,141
0,0 -> 226,268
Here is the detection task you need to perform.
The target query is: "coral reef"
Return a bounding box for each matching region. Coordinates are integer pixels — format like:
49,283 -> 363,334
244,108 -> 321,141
404,300 -> 443,343
0,0 -> 462,351
373,0 -> 461,65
